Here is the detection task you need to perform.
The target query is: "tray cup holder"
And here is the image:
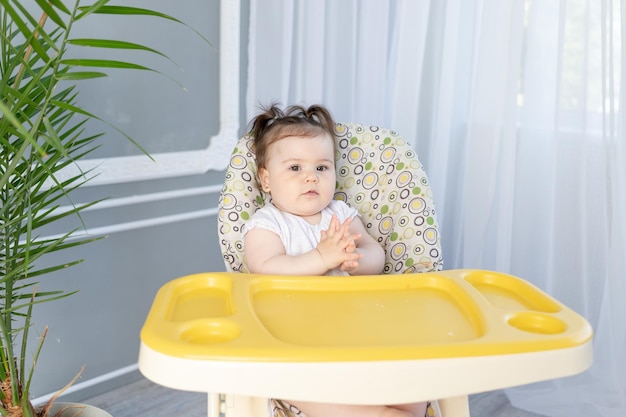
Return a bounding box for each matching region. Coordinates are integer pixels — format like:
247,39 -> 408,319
507,312 -> 567,335
180,320 -> 241,345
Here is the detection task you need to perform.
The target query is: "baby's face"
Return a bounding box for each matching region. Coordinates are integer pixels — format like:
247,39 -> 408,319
259,133 -> 336,223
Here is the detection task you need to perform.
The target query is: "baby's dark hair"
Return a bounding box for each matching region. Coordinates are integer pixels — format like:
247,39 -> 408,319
249,103 -> 336,170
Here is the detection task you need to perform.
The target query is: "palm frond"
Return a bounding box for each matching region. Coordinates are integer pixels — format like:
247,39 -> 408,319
1,0 -> 198,414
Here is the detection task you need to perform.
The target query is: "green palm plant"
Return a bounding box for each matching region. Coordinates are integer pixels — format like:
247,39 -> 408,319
0,1 -> 195,415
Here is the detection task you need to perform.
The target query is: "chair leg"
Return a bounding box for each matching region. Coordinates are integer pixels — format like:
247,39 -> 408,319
438,395 -> 470,417
222,394 -> 269,417
208,393 -> 222,417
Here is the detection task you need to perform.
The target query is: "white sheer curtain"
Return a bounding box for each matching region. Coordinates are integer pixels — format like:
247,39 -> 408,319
246,1 -> 626,416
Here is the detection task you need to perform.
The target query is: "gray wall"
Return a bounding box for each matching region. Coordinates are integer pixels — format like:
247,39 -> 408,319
27,0 -> 250,400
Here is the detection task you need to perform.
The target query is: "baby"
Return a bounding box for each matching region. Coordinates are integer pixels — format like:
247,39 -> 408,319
242,103 -> 428,417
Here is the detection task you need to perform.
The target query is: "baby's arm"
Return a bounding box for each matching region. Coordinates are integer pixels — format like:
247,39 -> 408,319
341,216 -> 385,275
244,219 -> 361,275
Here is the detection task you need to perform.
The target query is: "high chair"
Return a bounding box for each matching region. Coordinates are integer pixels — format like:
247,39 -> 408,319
218,123 -> 444,416
138,124 -> 593,417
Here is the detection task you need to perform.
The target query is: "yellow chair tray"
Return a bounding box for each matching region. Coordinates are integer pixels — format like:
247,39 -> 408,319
139,269 -> 593,403
140,269 -> 591,362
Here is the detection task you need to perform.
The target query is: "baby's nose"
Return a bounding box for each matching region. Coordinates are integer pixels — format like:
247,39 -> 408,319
305,170 -> 319,182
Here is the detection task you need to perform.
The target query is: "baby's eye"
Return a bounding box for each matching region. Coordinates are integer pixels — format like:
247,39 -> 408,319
317,165 -> 330,172
289,165 -> 301,172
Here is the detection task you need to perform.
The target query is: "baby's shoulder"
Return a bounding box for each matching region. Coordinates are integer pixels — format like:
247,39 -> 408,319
249,203 -> 280,220
242,204 -> 283,235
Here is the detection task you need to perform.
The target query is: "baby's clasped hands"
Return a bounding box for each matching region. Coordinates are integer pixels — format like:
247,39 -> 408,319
316,215 -> 362,272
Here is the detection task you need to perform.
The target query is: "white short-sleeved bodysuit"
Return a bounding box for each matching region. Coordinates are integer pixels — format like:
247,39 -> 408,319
241,199 -> 359,276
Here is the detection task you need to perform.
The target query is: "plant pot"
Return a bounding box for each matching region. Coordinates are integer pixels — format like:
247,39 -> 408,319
47,402 -> 112,417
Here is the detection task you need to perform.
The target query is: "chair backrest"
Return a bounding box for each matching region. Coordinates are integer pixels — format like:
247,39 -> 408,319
217,123 -> 443,274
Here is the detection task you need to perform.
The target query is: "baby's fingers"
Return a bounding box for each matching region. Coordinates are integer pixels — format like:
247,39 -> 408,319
341,232 -> 361,249
340,254 -> 361,271
340,217 -> 353,234
325,215 -> 340,237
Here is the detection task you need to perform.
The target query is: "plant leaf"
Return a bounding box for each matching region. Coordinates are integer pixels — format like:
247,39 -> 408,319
87,5 -> 184,23
34,0 -> 66,29
84,5 -> 215,49
68,38 -> 181,69
56,71 -> 108,80
68,38 -> 166,57
60,58 -> 153,71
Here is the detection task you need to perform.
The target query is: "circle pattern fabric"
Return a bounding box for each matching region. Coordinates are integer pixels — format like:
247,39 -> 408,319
270,399 -> 441,417
217,123 -> 443,274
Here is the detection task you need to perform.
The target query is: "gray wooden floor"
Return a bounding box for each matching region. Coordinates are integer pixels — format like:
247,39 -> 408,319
81,376 -> 546,417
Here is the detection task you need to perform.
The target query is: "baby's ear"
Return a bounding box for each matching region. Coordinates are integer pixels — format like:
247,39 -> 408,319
258,168 -> 271,192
